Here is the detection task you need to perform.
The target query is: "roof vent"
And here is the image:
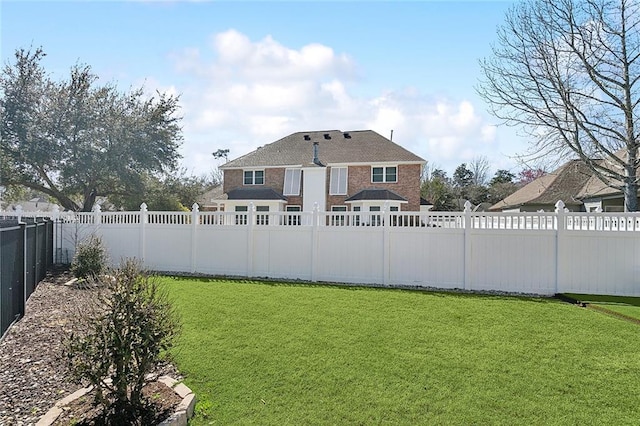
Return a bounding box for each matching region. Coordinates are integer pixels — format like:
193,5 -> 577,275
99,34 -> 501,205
304,134 -> 311,141
343,132 -> 351,139
323,133 -> 331,140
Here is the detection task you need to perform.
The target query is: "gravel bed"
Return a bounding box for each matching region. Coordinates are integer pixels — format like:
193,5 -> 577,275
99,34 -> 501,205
0,269 -> 179,426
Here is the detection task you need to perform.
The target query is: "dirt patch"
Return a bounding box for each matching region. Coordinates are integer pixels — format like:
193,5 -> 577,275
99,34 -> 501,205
52,381 -> 182,425
0,268 -> 181,425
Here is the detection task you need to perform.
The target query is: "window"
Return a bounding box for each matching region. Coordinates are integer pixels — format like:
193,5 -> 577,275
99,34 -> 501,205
256,205 -> 269,225
286,205 -> 301,226
330,167 -> 348,195
390,206 -> 399,212
368,206 -> 381,226
244,170 -> 264,185
283,169 -> 302,195
372,166 -> 397,183
235,205 -> 248,225
330,205 -> 347,226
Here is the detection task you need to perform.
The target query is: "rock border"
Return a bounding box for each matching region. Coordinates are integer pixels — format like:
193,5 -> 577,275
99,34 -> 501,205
35,376 -> 196,426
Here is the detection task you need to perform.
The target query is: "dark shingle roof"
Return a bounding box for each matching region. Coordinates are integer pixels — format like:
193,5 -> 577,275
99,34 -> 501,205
345,188 -> 407,202
226,188 -> 287,201
220,130 -> 425,169
489,160 -> 593,210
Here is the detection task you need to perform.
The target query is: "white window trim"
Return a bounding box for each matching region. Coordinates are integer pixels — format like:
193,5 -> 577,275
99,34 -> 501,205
286,205 -> 302,211
371,165 -> 398,183
331,205 -> 348,211
243,169 -> 265,185
329,167 -> 348,195
283,169 -> 302,196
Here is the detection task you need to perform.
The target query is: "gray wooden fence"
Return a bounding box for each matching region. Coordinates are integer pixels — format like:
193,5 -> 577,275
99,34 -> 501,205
0,218 -> 53,338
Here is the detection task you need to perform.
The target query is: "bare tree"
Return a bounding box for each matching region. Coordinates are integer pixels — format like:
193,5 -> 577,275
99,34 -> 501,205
469,156 -> 490,186
478,0 -> 640,211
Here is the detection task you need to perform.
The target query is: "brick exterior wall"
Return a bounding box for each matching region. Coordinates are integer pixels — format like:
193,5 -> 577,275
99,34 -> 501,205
224,163 -> 422,211
326,164 -> 422,211
223,168 -> 302,209
223,168 -> 286,194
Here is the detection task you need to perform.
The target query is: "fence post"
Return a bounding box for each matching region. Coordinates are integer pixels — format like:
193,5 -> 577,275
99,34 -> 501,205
16,205 -> 23,223
139,203 -> 147,266
22,221 -> 27,313
463,201 -> 472,290
247,202 -> 255,277
191,203 -> 199,273
383,201 -> 391,286
554,200 -> 566,294
92,204 -> 101,236
311,203 -> 319,282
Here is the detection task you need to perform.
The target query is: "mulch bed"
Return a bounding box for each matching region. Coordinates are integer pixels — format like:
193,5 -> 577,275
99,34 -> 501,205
0,268 -> 182,425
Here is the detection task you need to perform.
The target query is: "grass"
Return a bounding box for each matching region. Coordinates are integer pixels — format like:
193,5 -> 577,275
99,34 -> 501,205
163,278 -> 640,425
565,293 -> 640,320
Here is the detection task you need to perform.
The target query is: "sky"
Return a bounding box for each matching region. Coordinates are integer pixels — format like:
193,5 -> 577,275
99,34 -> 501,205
1,0 -> 530,180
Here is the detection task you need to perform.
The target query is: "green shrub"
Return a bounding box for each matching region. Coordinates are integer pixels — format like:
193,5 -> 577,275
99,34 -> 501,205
70,235 -> 109,279
63,259 -> 180,424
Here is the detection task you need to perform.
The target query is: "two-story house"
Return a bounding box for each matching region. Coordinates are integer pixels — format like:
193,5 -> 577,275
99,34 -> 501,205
215,130 -> 426,215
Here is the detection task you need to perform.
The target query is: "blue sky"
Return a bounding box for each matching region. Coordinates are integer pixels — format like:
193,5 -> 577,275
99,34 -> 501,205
2,0 -> 528,179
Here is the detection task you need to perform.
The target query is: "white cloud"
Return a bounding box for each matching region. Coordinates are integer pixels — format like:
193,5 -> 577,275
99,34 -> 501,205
164,30 -> 519,177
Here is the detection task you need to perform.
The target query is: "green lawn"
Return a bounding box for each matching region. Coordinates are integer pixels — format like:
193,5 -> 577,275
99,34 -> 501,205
565,293 -> 640,320
163,278 -> 640,425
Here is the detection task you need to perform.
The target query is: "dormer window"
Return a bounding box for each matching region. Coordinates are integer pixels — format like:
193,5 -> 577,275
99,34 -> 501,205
244,170 -> 264,185
372,166 -> 397,183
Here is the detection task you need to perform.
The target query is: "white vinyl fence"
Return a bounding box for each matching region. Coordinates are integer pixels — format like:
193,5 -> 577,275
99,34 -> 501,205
21,201 -> 640,296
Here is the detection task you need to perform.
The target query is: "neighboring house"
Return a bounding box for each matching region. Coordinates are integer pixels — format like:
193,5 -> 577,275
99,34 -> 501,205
196,185 -> 225,211
576,159 -> 638,212
489,160 -> 593,212
490,158 -> 638,212
216,130 -> 426,214
6,197 -> 59,212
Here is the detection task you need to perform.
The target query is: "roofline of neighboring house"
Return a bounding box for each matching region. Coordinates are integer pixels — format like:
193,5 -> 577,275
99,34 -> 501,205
220,160 -> 425,170
489,200 -> 583,211
344,199 -> 408,204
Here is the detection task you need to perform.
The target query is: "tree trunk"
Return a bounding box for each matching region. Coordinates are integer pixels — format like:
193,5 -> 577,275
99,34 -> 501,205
82,189 -> 97,212
624,175 -> 638,212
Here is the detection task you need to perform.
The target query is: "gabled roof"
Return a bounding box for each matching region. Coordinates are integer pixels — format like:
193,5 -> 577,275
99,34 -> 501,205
489,160 -> 593,211
576,157 -> 626,199
345,188 -> 408,202
226,188 -> 287,201
196,185 -> 225,206
220,130 -> 425,169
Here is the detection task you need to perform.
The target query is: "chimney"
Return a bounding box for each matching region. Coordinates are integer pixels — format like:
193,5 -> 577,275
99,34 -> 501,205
313,141 -> 321,165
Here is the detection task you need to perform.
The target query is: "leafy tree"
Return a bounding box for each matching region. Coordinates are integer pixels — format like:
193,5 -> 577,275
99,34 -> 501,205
212,148 -> 229,162
490,169 -> 516,186
478,0 -> 640,211
421,173 -> 457,211
466,184 -> 489,205
431,168 -> 450,183
1,47 -> 182,211
453,163 -> 474,189
488,169 -> 519,204
108,170 -> 214,211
